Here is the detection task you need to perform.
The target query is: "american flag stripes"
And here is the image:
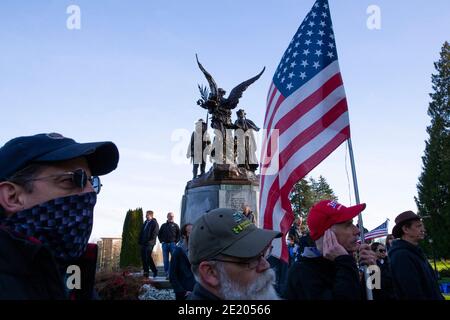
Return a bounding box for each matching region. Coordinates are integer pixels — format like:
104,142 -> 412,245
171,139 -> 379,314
364,220 -> 389,241
259,0 -> 351,262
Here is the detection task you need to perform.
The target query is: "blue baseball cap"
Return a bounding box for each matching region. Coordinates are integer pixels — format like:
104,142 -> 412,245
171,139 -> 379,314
0,133 -> 119,180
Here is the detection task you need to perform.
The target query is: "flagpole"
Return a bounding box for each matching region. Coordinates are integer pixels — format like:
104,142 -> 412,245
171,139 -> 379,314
347,138 -> 373,300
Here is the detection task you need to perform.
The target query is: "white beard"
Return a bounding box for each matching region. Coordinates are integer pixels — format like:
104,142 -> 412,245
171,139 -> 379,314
216,265 -> 280,300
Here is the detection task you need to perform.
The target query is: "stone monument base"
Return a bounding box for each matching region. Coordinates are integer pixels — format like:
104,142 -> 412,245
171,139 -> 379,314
180,164 -> 259,226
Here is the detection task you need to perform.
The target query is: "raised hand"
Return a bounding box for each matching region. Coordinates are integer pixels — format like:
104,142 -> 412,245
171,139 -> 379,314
322,229 -> 348,261
358,244 -> 377,266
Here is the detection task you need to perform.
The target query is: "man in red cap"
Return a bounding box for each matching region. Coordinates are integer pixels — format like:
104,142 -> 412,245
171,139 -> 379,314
284,200 -> 376,300
388,211 -> 444,300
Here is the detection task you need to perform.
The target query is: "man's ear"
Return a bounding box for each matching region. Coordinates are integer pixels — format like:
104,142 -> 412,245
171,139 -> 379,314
198,261 -> 221,288
0,182 -> 25,216
401,224 -> 409,236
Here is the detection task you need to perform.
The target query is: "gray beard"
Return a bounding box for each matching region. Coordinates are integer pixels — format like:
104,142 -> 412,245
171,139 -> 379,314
216,265 -> 281,300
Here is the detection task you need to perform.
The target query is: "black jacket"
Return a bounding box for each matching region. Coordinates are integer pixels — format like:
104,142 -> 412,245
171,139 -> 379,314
158,221 -> 180,243
0,226 -> 97,300
0,226 -> 98,300
169,245 -> 196,295
138,218 -> 159,246
0,226 -> 67,299
298,233 -> 314,256
284,254 -> 363,300
187,283 -> 221,300
389,239 -> 444,300
372,258 -> 396,300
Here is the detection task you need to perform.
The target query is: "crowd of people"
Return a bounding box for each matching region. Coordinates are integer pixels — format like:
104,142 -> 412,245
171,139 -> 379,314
135,201 -> 446,301
0,133 -> 446,300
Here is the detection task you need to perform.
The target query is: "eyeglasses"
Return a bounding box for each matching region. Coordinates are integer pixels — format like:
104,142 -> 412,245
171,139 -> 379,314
23,169 -> 102,194
209,246 -> 272,270
378,249 -> 386,253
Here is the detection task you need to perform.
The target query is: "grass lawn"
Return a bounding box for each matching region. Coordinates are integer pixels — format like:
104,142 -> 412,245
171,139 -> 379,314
428,260 -> 450,296
429,259 -> 450,272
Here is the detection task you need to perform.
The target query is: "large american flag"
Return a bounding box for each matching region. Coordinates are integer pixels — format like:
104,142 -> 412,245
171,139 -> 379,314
259,0 -> 351,262
364,220 -> 389,241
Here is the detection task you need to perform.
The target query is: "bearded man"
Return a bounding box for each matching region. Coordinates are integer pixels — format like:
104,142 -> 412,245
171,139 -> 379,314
187,208 -> 281,300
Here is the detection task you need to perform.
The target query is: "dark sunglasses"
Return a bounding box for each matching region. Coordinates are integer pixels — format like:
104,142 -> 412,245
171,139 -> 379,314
378,249 -> 386,253
69,169 -> 102,194
23,168 -> 102,194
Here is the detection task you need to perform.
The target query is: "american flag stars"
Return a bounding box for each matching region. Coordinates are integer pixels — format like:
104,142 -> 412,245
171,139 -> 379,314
260,0 -> 350,262
273,0 -> 338,94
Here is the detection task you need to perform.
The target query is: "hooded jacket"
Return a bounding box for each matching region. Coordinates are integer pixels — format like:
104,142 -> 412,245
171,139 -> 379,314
389,239 -> 443,300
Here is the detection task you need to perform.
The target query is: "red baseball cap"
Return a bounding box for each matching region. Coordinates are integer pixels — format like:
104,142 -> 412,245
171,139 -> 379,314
307,200 -> 366,241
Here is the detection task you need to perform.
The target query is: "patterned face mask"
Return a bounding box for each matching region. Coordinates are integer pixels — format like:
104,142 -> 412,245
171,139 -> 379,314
3,192 -> 96,262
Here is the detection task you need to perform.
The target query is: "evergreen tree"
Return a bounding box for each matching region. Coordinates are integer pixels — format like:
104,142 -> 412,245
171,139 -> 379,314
290,179 -> 314,218
290,176 -> 338,219
415,42 -> 450,258
310,175 -> 338,205
119,208 -> 144,268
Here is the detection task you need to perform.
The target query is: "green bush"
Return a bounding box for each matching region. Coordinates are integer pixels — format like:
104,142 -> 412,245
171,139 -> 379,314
120,208 -> 144,268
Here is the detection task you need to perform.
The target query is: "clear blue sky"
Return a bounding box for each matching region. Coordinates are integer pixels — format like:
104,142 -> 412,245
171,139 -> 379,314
1,0 -> 449,240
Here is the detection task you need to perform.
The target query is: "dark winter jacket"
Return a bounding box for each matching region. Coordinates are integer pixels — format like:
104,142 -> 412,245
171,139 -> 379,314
389,239 -> 444,300
0,226 -> 98,300
298,233 -> 314,256
169,244 -> 196,296
284,254 -> 363,300
158,221 -> 180,243
372,257 -> 396,300
187,283 -> 221,300
138,218 -> 159,246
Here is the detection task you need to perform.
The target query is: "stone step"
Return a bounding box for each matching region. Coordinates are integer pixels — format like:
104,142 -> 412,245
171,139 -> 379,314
141,266 -> 172,289
151,277 -> 172,290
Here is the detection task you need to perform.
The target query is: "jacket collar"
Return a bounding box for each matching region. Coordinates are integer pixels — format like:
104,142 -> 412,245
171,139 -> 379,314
191,283 -> 221,300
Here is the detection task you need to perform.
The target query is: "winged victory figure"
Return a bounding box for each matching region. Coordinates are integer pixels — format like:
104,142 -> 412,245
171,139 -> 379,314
196,54 -> 265,138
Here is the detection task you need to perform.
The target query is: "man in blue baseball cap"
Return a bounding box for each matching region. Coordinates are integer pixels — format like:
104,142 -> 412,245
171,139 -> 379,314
0,132 -> 119,299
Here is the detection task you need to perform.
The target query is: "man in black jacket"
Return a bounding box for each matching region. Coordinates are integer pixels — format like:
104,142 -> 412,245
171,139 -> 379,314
139,210 -> 159,278
158,212 -> 180,277
389,211 -> 444,300
284,200 -> 376,300
0,133 -> 119,299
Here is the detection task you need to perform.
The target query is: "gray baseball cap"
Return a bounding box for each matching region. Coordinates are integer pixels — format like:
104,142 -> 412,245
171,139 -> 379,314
188,208 -> 282,265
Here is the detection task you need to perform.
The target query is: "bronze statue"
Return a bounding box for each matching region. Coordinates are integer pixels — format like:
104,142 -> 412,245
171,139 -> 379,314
196,54 -> 265,164
234,109 -> 260,172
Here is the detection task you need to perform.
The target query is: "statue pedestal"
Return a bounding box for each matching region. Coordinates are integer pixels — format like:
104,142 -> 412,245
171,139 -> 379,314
180,164 -> 260,227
